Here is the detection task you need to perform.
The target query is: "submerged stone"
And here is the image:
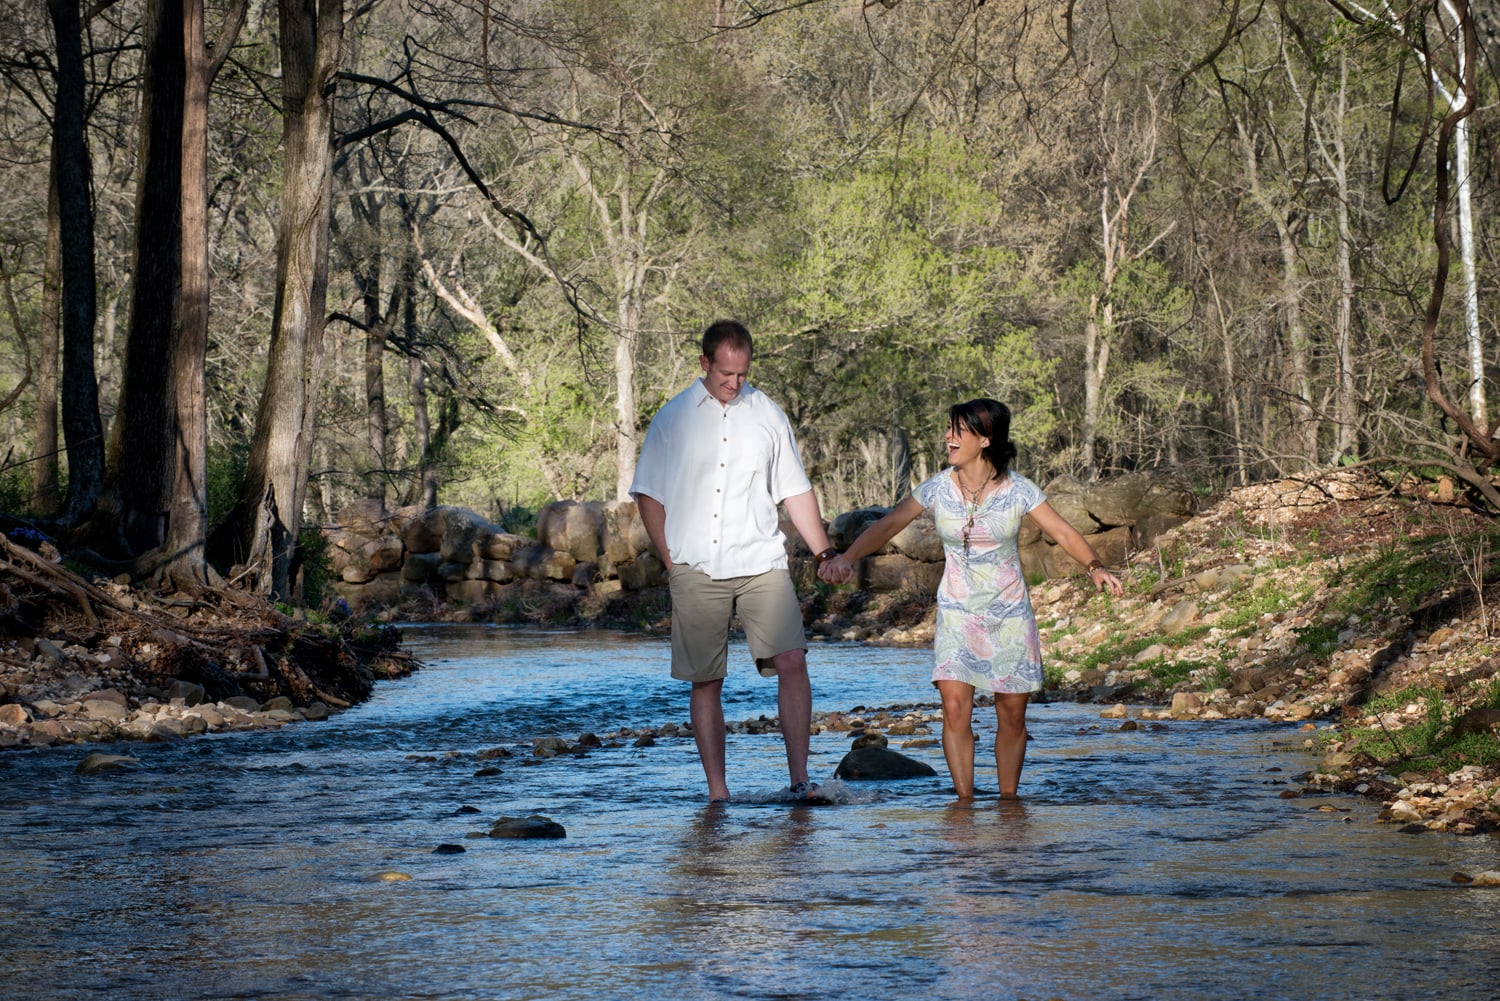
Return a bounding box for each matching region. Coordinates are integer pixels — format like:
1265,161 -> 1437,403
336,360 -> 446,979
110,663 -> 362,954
489,815 -> 567,839
833,746 -> 938,781
75,752 -> 139,774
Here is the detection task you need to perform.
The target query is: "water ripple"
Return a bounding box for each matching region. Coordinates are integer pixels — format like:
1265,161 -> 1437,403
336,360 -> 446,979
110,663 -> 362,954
0,627 -> 1495,1000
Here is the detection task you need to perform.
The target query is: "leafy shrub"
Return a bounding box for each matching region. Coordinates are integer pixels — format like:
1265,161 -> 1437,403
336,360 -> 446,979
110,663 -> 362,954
296,527 -> 335,610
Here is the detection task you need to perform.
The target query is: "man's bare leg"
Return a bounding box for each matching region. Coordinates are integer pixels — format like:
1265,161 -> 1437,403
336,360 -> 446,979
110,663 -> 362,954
772,648 -> 812,788
690,678 -> 730,802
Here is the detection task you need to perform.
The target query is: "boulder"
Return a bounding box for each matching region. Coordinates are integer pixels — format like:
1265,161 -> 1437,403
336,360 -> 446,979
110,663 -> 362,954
537,500 -> 605,563
475,559 -> 516,583
489,815 -> 567,839
616,553 -> 666,590
833,745 -> 939,780
828,507 -> 890,550
510,543 -> 552,580
1035,525 -> 1132,578
401,551 -> 445,583
365,536 -> 405,573
439,560 -> 479,583
446,580 -> 505,605
601,500 -> 651,565
401,506 -> 448,554
860,554 -> 944,595
890,512 -> 943,562
334,572 -> 402,609
1160,599 -> 1201,635
167,680 -> 208,706
75,752 -> 140,774
333,497 -> 395,538
440,508 -> 499,566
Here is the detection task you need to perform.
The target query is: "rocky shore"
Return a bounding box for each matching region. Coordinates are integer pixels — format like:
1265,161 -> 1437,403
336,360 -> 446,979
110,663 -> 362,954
0,531 -> 413,753
4,470 -> 1500,840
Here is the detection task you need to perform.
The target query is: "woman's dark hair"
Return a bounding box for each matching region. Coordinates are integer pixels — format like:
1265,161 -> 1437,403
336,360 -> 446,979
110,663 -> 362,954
701,319 -> 753,361
949,398 -> 1018,474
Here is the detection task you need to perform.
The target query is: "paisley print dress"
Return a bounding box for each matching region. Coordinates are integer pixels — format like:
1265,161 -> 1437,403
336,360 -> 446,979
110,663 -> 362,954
913,470 -> 1046,693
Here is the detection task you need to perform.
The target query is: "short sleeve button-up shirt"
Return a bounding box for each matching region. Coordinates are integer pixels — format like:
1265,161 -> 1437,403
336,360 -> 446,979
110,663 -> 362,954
629,380 -> 813,580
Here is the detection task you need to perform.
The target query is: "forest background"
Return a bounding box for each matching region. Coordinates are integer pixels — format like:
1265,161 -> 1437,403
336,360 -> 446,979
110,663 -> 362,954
3,0 -> 1500,602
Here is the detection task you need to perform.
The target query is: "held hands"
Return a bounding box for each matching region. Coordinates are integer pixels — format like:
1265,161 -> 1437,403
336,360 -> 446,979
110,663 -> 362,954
817,553 -> 855,585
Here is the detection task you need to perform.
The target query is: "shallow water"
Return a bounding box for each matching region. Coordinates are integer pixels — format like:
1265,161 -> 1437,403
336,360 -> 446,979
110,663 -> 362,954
2,625 -> 1498,1000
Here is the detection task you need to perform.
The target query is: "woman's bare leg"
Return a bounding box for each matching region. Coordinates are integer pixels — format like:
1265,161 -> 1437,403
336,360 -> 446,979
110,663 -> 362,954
937,680 -> 977,799
993,692 -> 1030,798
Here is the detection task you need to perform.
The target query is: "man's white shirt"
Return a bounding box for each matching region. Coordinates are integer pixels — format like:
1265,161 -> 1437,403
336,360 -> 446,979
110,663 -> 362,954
630,380 -> 812,580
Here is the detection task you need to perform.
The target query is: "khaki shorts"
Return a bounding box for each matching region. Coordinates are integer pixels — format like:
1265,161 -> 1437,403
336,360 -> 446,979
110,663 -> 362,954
668,566 -> 806,682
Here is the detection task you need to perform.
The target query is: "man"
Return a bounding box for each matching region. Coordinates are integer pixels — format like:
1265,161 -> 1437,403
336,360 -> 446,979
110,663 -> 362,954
630,319 -> 840,805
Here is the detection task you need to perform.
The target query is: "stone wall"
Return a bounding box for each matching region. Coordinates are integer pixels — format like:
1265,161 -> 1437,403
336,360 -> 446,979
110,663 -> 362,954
327,471 -> 1196,611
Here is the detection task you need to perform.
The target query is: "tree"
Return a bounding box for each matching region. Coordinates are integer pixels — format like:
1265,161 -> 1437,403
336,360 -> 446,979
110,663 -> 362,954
48,0 -> 106,527
225,0 -> 344,599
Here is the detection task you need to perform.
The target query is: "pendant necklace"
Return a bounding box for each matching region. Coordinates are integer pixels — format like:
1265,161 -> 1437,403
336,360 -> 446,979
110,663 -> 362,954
959,470 -> 993,562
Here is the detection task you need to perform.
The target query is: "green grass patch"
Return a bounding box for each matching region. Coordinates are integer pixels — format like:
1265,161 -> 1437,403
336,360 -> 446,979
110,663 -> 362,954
1293,622 -> 1341,658
1342,682 -> 1500,773
1075,634 -> 1162,673
1137,656 -> 1226,689
1327,533 -> 1491,618
1215,583 -> 1308,634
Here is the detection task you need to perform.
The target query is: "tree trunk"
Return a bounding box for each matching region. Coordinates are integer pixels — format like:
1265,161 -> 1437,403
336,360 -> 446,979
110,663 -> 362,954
49,0 -> 105,527
30,163 -> 62,517
1081,294 -> 1111,477
890,427 -> 911,503
409,353 -> 435,509
163,0 -> 210,588
614,291 -> 641,502
1455,104 -> 1485,434
95,0 -> 183,558
1276,222 -> 1317,467
1331,57 -> 1359,463
231,0 -> 344,599
355,196 -> 390,510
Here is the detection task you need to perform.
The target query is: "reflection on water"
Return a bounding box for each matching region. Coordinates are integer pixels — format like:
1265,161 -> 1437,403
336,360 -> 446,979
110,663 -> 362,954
1,625 -> 1498,1000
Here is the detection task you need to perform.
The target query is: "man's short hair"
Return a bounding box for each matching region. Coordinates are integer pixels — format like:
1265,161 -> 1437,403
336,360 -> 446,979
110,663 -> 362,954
702,319 -> 753,361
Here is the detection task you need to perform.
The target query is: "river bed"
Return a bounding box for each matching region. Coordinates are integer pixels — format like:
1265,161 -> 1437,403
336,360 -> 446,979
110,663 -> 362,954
2,625 -> 1498,1000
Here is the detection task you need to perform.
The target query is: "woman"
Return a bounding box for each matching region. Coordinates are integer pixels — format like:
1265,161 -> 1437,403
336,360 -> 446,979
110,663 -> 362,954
818,399 -> 1123,800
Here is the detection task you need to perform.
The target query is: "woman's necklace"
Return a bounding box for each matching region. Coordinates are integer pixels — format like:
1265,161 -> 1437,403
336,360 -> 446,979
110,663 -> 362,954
956,468 -> 994,562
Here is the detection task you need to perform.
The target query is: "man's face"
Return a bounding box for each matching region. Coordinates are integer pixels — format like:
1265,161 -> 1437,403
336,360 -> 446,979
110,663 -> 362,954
700,345 -> 751,404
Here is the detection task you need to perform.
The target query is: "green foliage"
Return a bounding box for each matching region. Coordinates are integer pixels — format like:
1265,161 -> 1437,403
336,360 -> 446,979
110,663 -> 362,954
1328,535 -> 1470,617
296,528 -> 335,610
1076,634 -> 1162,673
207,442 -> 248,528
1139,656 -> 1223,688
497,504 -> 539,537
762,133 -> 1057,505
1216,584 -> 1307,634
1343,685 -> 1500,773
1293,622 -> 1341,658
0,464 -> 30,517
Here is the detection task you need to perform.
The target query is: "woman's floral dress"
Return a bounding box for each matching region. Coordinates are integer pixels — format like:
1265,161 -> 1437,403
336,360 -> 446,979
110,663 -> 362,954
913,470 -> 1046,693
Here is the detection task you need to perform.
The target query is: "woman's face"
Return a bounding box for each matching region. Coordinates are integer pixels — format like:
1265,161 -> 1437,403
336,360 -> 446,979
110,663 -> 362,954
944,421 -> 988,467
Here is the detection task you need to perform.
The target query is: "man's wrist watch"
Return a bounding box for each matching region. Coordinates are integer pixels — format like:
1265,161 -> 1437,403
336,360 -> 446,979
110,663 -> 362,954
814,548 -> 839,565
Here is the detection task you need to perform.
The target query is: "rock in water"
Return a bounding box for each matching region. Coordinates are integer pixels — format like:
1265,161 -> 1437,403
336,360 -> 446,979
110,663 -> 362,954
833,746 -> 938,781
75,752 -> 139,775
488,815 -> 567,839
